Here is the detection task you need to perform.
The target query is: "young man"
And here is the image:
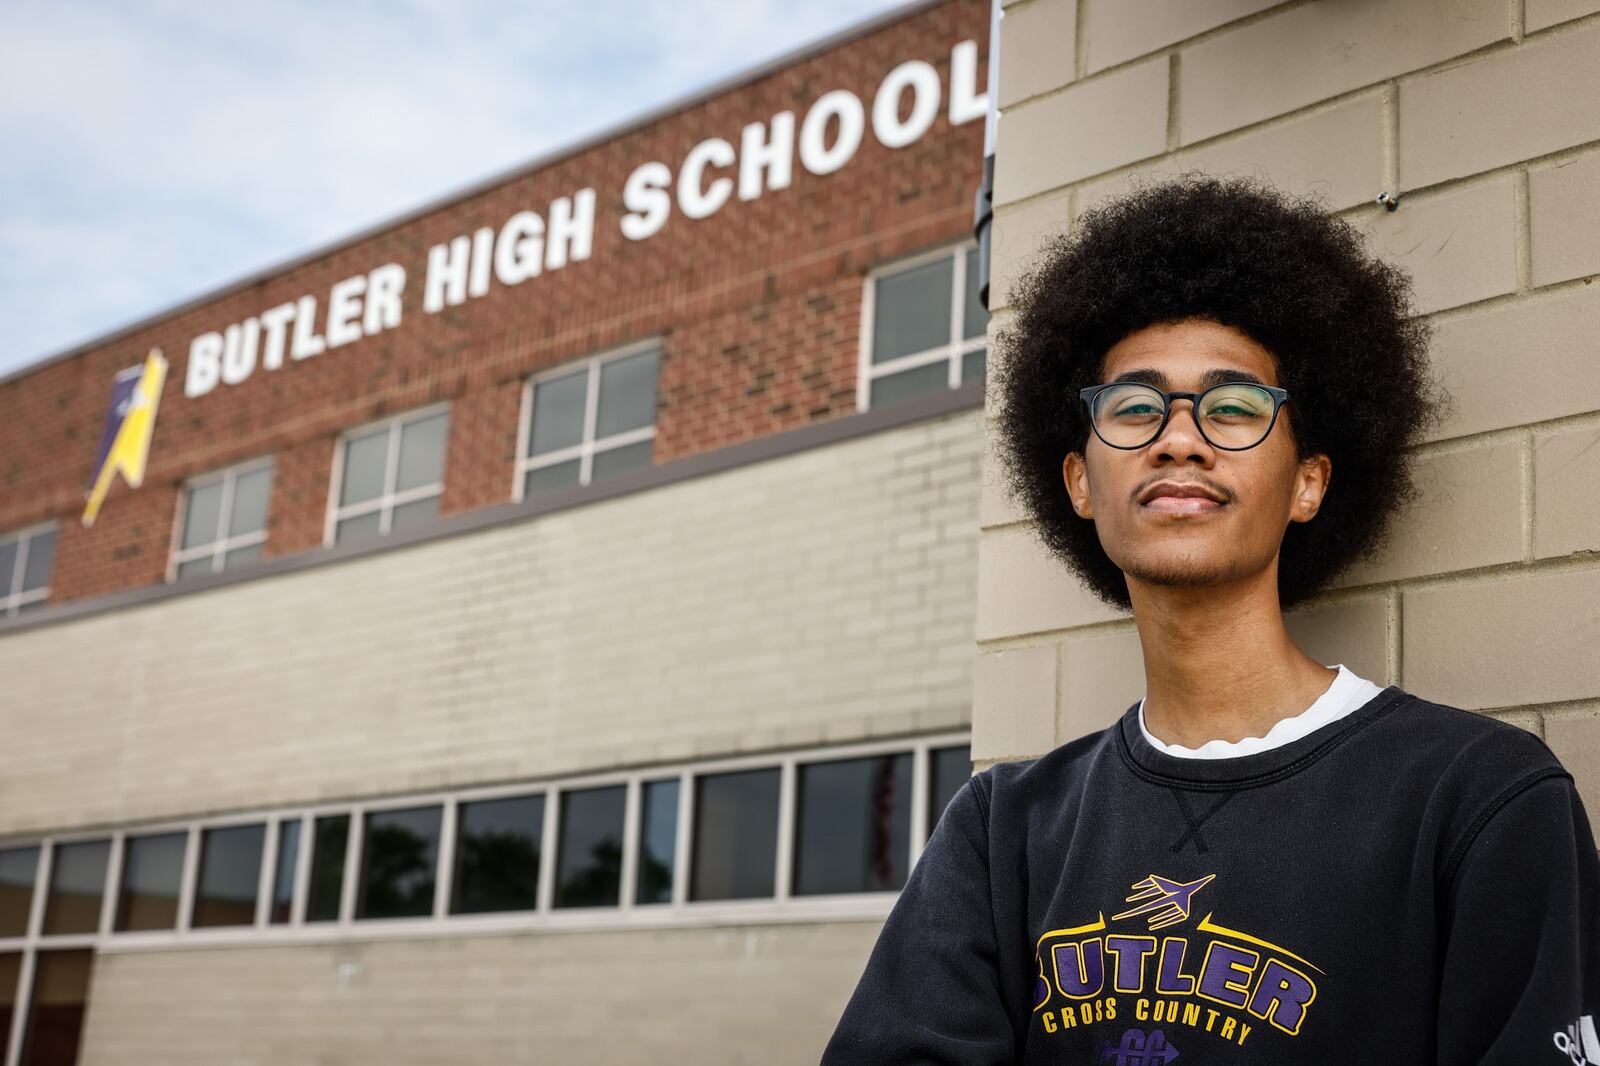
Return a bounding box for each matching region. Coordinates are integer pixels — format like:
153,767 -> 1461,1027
821,173 -> 1599,1064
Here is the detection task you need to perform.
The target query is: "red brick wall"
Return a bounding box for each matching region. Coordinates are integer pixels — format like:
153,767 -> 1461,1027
0,0 -> 988,605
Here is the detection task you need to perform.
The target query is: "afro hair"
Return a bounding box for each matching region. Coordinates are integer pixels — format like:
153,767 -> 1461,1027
989,171 -> 1455,612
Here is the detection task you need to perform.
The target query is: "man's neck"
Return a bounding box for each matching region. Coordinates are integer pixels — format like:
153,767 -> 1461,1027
1130,577 -> 1339,749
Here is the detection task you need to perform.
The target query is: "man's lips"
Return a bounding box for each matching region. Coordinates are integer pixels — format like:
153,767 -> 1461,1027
1142,496 -> 1225,514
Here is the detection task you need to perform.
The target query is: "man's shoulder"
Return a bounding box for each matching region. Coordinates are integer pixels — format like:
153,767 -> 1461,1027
1373,688 -> 1570,786
970,716 -> 1122,812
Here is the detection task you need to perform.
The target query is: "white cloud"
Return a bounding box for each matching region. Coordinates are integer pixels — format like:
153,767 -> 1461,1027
0,0 -> 914,378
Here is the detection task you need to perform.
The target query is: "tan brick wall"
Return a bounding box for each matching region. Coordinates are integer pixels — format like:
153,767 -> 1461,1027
77,922 -> 881,1065
0,405 -> 982,837
980,0 -> 1600,799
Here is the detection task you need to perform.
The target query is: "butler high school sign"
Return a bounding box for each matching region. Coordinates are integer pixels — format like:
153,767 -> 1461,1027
183,38 -> 987,400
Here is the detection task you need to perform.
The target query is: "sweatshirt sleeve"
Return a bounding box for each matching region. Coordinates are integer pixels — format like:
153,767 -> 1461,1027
1434,771 -> 1600,1066
819,775 -> 1017,1065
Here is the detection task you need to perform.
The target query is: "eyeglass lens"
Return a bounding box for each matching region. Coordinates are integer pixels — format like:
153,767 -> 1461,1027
1091,383 -> 1276,449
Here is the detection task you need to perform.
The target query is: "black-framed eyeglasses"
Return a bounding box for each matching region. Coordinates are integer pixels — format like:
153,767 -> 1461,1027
1078,381 -> 1290,451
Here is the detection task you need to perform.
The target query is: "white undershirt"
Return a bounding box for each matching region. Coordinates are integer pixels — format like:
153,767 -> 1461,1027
1137,663 -> 1385,759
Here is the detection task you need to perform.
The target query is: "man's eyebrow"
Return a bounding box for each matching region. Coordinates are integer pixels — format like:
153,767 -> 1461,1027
1107,367 -> 1270,388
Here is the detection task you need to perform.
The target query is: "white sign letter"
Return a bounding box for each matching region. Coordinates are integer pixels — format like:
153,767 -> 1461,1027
678,137 -> 736,220
622,162 -> 672,241
326,274 -> 367,348
364,264 -> 405,334
799,90 -> 865,176
186,332 -> 223,398
495,212 -> 544,285
290,295 -> 325,360
221,318 -> 260,385
739,111 -> 795,202
546,188 -> 596,270
468,226 -> 494,299
948,40 -> 987,125
424,235 -> 470,313
259,302 -> 296,371
873,59 -> 941,149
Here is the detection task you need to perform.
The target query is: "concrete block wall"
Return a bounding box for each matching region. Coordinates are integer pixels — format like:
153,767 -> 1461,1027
977,0 -> 1600,815
78,922 -> 878,1065
0,404 -> 983,837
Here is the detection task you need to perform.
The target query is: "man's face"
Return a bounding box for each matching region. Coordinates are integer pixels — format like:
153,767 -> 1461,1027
1061,317 -> 1331,599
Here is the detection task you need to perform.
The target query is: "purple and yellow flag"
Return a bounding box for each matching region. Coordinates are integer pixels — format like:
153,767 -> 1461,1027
82,348 -> 168,528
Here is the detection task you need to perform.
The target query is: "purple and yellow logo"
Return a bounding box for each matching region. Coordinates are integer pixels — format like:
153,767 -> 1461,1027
1034,873 -> 1321,1050
82,348 -> 167,527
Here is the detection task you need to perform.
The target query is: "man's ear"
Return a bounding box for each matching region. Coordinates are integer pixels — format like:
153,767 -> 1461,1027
1290,453 -> 1332,523
1063,451 -> 1093,519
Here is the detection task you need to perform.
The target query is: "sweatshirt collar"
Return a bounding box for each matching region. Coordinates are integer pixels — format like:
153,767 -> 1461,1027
1115,683 -> 1414,788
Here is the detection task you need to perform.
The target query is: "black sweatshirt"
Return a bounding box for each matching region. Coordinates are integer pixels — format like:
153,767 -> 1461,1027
821,685 -> 1600,1064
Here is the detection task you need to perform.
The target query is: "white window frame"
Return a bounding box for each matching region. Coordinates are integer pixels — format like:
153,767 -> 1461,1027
0,731 -> 971,968
167,456 -> 273,583
0,521 -> 56,617
324,401 -> 450,547
513,338 -> 661,504
856,241 -> 987,413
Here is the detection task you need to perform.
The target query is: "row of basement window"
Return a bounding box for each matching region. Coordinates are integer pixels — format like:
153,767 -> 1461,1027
0,739 -> 971,943
0,243 -> 987,613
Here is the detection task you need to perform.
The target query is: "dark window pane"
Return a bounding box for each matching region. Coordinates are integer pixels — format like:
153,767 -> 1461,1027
180,480 -> 225,550
339,427 -> 390,506
928,745 -> 973,840
794,753 -> 912,895
0,951 -> 18,1064
175,555 -> 215,580
306,815 -> 349,923
554,786 -> 624,909
0,541 -> 16,598
451,794 -> 544,915
356,806 -> 441,920
21,530 -> 55,593
529,370 -> 588,456
635,779 -> 678,905
595,348 -> 659,438
963,247 -> 989,340
42,841 -> 108,936
269,819 -> 301,925
868,361 -> 949,409
192,824 -> 264,929
872,256 -> 953,363
523,460 -> 581,497
690,768 -> 779,901
19,949 -> 92,1066
0,848 -> 39,938
228,466 -> 272,536
115,832 -> 186,932
589,440 -> 652,483
961,347 -> 986,385
396,412 -> 448,492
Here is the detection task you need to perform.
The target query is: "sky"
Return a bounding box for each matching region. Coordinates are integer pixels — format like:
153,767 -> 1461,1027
0,0 -> 917,381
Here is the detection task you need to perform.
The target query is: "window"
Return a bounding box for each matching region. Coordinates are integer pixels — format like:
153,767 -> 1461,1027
451,794 -> 544,916
634,779 -> 679,906
0,951 -> 18,1063
0,847 -> 39,938
793,753 -> 912,895
41,841 -> 109,936
268,819 -> 301,925
356,806 -> 441,920
517,342 -> 659,500
554,786 -> 625,909
328,405 -> 448,545
171,458 -> 272,580
860,244 -> 988,410
191,824 -> 264,929
690,768 -> 780,902
927,744 -> 973,839
305,815 -> 349,922
114,832 -> 186,932
21,949 -> 93,1066
0,523 -> 56,616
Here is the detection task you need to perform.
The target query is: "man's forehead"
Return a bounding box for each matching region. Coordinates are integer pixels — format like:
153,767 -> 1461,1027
1099,322 -> 1279,387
